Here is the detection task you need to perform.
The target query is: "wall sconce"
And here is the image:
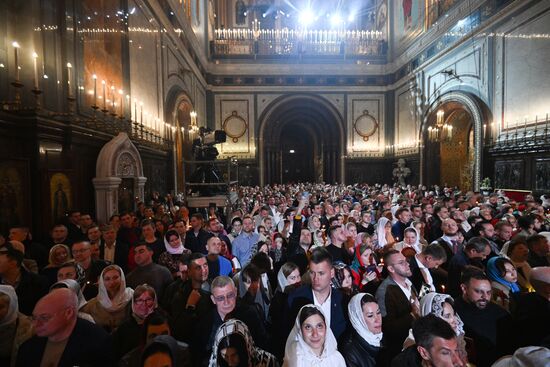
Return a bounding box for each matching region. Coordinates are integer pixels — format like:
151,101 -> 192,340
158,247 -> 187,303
190,110 -> 198,132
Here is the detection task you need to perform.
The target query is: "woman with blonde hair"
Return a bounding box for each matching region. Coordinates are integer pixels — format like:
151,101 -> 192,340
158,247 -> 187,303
81,264 -> 133,332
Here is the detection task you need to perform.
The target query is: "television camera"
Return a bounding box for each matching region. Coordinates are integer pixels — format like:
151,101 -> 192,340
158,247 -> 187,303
189,127 -> 227,195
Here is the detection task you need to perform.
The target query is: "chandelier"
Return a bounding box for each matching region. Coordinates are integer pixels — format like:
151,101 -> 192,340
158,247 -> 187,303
428,109 -> 453,143
189,110 -> 199,133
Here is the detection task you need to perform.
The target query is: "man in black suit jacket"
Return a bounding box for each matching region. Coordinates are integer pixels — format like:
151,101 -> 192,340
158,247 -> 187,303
409,243 -> 447,294
185,213 -> 213,254
16,288 -> 113,366
65,210 -> 85,244
286,247 -> 349,341
99,225 -> 128,272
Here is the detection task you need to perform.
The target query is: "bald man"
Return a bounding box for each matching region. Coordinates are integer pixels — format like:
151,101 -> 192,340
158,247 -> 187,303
515,267 -> 550,347
16,288 -> 113,366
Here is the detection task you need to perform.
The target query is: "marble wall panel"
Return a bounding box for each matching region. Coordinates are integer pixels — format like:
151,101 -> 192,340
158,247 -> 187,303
215,94 -> 255,158
347,94 -> 385,157
395,84 -> 419,155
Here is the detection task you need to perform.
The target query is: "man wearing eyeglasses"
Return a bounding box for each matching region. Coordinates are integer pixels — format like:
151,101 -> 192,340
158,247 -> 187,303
191,275 -> 269,365
375,249 -> 419,359
15,288 -> 113,366
71,240 -> 108,300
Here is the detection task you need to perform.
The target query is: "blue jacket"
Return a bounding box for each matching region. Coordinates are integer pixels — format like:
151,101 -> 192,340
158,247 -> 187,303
285,284 -> 349,341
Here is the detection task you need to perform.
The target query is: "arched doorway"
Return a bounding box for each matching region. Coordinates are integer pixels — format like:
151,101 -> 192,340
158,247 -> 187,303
424,105 -> 475,191
259,95 -> 345,185
280,124 -> 315,183
420,92 -> 486,191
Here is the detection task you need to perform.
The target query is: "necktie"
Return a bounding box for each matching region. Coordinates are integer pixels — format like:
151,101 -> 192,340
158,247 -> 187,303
451,240 -> 459,254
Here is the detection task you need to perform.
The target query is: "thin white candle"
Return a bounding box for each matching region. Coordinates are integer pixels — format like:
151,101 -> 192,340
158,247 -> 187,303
66,62 -> 72,97
92,74 -> 97,106
32,52 -> 39,89
12,42 -> 20,81
102,80 -> 106,110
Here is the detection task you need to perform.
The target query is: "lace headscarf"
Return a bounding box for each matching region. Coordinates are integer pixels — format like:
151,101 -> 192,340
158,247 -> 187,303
50,279 -> 87,310
97,265 -> 134,312
420,293 -> 464,336
348,293 -> 383,347
208,319 -> 277,367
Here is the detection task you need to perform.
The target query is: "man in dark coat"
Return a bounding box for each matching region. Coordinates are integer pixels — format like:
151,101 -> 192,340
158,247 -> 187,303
286,248 -> 349,341
0,242 -> 49,315
454,269 -> 514,366
16,288 -> 113,366
376,249 -> 419,359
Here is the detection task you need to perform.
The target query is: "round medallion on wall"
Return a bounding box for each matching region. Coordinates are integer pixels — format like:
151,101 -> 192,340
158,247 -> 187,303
223,111 -> 248,143
354,110 -> 379,141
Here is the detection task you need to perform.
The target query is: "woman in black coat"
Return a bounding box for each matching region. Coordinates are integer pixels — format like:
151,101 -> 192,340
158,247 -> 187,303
339,293 -> 384,367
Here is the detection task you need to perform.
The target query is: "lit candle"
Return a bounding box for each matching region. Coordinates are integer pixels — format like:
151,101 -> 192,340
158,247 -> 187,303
12,41 -> 20,81
101,80 -> 106,110
134,100 -> 137,121
140,102 -> 143,124
66,63 -> 72,97
119,90 -> 124,116
110,85 -> 115,111
32,52 -> 39,89
92,74 -> 97,106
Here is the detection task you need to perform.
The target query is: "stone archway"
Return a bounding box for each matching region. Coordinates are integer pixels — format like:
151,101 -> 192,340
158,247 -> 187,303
93,133 -> 147,224
258,94 -> 345,185
419,92 -> 486,191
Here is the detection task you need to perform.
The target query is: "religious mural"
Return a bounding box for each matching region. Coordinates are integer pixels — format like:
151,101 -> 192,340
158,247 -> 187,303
0,160 -> 30,234
426,0 -> 460,28
49,173 -> 73,223
394,0 -> 424,44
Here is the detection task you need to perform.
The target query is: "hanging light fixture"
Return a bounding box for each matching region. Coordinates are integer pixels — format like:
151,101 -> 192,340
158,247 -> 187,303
189,110 -> 198,132
428,109 -> 452,143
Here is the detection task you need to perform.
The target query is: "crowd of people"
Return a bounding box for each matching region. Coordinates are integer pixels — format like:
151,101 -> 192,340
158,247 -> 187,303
0,182 -> 549,367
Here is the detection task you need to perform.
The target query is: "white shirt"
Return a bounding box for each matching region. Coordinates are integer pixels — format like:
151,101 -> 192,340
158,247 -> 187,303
394,278 -> 415,301
415,254 -> 435,291
312,289 -> 332,327
104,241 -> 116,263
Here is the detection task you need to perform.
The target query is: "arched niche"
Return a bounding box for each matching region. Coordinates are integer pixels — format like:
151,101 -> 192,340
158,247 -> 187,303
93,132 -> 147,224
419,91 -> 487,191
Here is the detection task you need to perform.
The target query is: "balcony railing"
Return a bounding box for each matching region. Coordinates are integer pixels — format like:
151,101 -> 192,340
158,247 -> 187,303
211,28 -> 387,59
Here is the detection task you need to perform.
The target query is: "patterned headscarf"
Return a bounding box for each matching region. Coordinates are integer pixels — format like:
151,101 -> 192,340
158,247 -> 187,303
420,293 -> 464,336
208,319 -> 277,367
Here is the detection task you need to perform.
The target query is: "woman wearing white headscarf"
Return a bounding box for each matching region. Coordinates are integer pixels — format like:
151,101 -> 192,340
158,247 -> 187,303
283,304 -> 345,367
0,285 -> 33,367
50,279 -> 95,323
209,319 -> 278,367
270,263 -> 301,360
393,227 -> 422,254
81,264 -> 133,332
340,293 -> 383,367
375,217 -> 395,250
402,292 -> 468,364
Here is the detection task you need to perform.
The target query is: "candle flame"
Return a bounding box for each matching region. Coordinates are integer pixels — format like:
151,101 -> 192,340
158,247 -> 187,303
67,62 -> 72,68
12,41 -> 20,48
32,52 -> 38,58
92,74 -> 97,79
102,80 -> 106,84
